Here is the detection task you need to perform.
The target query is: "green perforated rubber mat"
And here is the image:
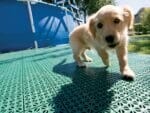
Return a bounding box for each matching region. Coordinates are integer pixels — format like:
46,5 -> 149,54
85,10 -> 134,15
0,45 -> 149,113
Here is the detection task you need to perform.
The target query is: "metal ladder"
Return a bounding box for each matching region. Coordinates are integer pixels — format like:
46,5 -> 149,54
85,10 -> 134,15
54,0 -> 84,25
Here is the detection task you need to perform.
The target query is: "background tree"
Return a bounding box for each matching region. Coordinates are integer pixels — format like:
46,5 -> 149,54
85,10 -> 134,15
141,8 -> 150,34
42,0 -> 115,15
134,8 -> 150,34
76,0 -> 115,15
42,0 -> 52,3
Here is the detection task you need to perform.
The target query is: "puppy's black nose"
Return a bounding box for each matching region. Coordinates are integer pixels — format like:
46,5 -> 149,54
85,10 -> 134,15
105,35 -> 114,43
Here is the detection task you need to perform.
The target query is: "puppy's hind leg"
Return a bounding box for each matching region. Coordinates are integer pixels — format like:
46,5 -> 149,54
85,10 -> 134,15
73,49 -> 86,67
81,49 -> 93,62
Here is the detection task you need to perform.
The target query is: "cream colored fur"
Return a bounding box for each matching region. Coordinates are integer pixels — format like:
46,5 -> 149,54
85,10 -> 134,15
69,5 -> 135,79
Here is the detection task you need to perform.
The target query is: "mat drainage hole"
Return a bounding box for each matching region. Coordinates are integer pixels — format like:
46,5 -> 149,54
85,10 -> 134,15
130,111 -> 136,113
118,109 -> 125,113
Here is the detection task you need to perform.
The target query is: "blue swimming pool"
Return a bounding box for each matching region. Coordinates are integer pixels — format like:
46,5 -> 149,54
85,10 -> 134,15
0,0 -> 76,52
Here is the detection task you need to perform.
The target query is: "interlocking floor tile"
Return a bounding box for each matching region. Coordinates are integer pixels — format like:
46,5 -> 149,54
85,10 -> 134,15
0,45 -> 149,113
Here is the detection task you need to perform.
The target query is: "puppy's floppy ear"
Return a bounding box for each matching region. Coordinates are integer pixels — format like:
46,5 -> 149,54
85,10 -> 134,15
123,6 -> 134,30
88,15 -> 96,38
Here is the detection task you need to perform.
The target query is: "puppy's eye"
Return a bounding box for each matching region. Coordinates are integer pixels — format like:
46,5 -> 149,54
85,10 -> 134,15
97,22 -> 103,29
114,18 -> 120,24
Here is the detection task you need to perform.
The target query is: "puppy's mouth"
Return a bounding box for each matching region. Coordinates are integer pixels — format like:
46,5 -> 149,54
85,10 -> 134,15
108,42 -> 119,48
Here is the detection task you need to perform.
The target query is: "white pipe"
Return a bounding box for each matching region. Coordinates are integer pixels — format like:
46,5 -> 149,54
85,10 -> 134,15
34,40 -> 38,49
65,9 -> 71,32
27,1 -> 38,49
27,1 -> 35,33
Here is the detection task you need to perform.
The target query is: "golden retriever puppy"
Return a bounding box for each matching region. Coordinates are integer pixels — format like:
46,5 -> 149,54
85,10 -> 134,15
69,5 -> 135,79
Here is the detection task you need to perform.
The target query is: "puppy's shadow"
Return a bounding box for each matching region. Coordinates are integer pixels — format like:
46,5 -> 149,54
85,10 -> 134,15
50,59 -> 122,112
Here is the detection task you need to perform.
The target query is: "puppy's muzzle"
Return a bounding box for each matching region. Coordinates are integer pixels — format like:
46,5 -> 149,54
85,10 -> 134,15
105,35 -> 119,48
105,35 -> 114,43
108,42 -> 119,48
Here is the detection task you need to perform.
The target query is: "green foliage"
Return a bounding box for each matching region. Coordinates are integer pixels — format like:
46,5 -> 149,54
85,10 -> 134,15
43,0 -> 115,15
141,8 -> 150,32
134,23 -> 143,34
76,0 -> 115,15
135,8 -> 150,34
128,35 -> 150,54
134,23 -> 149,34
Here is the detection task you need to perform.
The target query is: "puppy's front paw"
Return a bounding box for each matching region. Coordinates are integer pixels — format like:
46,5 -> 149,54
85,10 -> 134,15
104,59 -> 111,67
122,68 -> 135,80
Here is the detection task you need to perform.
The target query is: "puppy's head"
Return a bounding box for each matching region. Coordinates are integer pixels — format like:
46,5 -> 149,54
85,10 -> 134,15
88,5 -> 134,48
